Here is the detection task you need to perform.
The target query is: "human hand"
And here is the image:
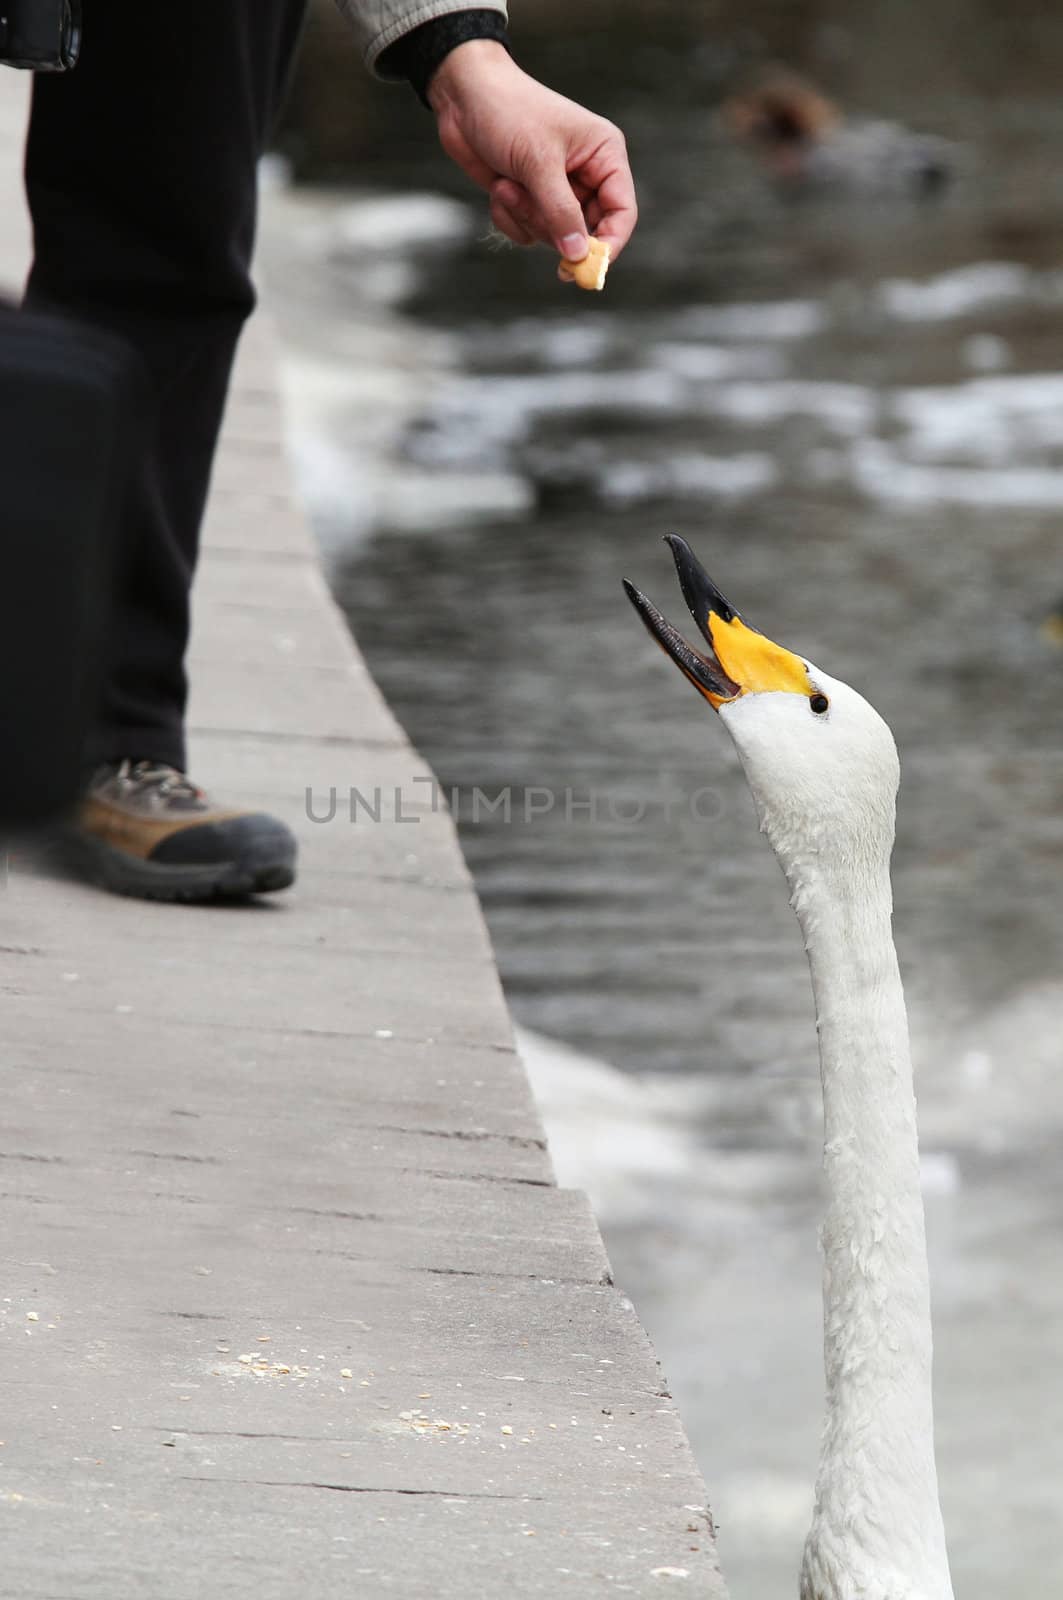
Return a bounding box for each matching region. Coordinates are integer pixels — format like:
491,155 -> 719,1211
427,40 -> 637,269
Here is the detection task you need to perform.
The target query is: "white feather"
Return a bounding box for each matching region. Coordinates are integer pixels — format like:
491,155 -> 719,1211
720,669 -> 955,1600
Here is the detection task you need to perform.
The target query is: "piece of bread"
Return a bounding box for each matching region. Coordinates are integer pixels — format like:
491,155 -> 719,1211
558,237 -> 612,291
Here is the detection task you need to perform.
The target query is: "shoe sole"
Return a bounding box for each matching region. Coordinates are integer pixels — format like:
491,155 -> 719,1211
60,830 -> 296,904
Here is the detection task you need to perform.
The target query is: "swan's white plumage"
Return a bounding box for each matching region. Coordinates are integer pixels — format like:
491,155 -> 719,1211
720,669 -> 954,1600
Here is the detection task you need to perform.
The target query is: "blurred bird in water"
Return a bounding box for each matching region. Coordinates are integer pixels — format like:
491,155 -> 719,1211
1040,598 -> 1063,648
624,537 -> 955,1600
723,67 -> 957,198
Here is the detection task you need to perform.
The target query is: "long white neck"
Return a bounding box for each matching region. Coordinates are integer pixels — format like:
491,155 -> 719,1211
783,844 -> 953,1600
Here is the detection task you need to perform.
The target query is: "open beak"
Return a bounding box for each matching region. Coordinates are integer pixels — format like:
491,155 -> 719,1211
623,534 -> 811,709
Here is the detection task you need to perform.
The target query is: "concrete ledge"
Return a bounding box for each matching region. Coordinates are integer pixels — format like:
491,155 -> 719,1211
0,75 -> 727,1598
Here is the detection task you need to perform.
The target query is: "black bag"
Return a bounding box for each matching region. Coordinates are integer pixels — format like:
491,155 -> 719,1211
0,0 -> 81,71
0,303 -> 145,829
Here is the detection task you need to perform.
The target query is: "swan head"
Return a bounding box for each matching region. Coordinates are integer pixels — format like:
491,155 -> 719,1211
623,535 -> 900,866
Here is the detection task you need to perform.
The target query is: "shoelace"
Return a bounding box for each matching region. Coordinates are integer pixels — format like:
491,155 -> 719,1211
115,760 -> 204,803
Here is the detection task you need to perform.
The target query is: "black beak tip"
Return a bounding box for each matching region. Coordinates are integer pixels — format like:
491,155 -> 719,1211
622,577 -> 660,634
622,567 -> 741,703
663,533 -> 739,629
622,577 -> 655,622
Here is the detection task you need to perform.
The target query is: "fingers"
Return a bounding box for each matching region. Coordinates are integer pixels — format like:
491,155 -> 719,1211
490,177 -> 569,251
570,126 -> 638,259
510,127 -> 637,261
490,191 -> 535,247
487,126 -> 638,265
589,184 -> 638,257
556,194 -> 603,280
517,156 -> 589,259
489,179 -> 540,246
493,176 -> 599,254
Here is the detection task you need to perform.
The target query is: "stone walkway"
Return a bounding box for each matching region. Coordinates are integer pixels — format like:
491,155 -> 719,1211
0,74 -> 726,1598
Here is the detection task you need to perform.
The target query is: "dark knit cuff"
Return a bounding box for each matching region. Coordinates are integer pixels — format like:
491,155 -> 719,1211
378,10 -> 511,108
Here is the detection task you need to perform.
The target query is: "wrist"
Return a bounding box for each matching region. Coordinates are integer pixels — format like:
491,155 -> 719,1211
428,38 -> 514,113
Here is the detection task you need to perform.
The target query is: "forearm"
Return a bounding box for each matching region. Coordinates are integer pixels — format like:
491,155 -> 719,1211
379,10 -> 510,103
333,0 -> 507,79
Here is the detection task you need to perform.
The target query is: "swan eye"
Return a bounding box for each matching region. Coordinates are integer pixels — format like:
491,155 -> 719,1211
809,692 -> 830,715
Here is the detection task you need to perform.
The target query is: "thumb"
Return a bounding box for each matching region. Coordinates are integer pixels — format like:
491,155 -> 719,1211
522,156 -> 588,259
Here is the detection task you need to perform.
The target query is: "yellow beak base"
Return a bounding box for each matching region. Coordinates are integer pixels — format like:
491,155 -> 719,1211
707,614 -> 810,702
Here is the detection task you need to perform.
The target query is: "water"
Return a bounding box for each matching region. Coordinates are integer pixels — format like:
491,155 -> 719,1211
262,11 -> 1063,1593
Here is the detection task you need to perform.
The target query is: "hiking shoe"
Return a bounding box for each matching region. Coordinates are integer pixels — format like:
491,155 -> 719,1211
67,760 -> 297,902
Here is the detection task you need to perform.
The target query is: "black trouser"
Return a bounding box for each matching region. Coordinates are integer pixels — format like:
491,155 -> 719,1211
23,0 -> 307,772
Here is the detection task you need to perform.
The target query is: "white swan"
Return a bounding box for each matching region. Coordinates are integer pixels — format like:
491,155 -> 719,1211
624,536 -> 954,1600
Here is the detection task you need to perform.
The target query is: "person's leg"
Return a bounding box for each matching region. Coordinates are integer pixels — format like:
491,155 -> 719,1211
24,0 -> 306,772
23,1 -> 306,900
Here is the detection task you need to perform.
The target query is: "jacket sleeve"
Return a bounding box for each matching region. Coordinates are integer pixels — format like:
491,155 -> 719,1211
335,0 -> 509,77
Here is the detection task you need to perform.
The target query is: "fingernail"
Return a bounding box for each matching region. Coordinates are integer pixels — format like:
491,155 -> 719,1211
559,232 -> 588,260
